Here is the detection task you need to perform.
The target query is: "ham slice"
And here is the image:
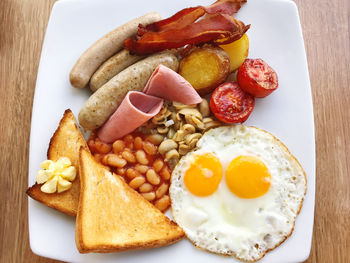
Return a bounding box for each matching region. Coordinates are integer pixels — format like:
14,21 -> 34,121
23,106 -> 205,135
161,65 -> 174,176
98,65 -> 202,142
143,65 -> 202,105
97,91 -> 163,143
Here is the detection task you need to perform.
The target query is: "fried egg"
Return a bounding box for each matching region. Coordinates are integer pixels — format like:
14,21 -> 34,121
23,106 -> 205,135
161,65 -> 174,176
170,125 -> 306,262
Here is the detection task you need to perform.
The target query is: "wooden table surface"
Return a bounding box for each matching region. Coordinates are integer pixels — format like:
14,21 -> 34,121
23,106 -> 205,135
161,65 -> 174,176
1,0 -> 349,262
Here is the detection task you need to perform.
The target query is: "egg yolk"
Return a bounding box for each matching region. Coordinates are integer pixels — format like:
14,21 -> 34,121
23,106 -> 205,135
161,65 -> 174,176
226,156 -> 271,198
184,153 -> 223,197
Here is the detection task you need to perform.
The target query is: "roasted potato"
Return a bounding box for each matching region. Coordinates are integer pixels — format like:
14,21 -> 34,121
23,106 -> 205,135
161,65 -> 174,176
179,45 -> 230,95
220,34 -> 249,72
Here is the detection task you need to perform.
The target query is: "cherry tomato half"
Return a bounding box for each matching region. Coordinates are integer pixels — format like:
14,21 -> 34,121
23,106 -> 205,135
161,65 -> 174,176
237,58 -> 278,98
210,82 -> 255,123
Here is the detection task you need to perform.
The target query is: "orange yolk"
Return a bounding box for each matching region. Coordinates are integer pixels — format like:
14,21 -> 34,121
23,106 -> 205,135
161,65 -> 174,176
184,153 -> 223,197
226,156 -> 271,198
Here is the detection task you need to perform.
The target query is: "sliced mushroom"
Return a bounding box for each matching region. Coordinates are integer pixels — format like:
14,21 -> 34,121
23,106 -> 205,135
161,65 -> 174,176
177,108 -> 202,121
173,101 -> 197,110
157,126 -> 169,134
173,118 -> 184,131
199,99 -> 210,117
159,139 -> 178,155
182,123 -> 196,134
152,107 -> 171,125
165,149 -> 180,162
185,133 -> 202,145
152,117 -> 166,125
173,130 -> 185,142
191,116 -> 205,130
203,117 -> 221,130
167,128 -> 176,139
203,117 -> 215,124
179,144 -> 191,155
188,138 -> 199,148
139,121 -> 157,132
164,119 -> 174,127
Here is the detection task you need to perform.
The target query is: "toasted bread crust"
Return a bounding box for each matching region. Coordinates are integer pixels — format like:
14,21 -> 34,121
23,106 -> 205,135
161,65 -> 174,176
26,180 -> 79,217
27,109 -> 89,216
47,109 -> 89,165
76,148 -> 184,253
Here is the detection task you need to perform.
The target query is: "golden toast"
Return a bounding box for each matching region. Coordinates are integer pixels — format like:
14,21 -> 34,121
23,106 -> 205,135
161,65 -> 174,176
76,148 -> 185,253
26,109 -> 88,216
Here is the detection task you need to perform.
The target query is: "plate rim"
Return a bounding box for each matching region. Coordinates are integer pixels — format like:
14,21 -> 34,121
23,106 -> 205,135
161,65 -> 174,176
28,0 -> 315,262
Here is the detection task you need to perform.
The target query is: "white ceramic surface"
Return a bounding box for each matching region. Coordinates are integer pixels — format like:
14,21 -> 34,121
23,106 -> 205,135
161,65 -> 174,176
28,0 -> 315,262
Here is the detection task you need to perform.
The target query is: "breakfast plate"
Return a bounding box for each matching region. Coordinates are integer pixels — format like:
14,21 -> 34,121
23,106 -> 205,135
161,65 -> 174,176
28,0 -> 315,262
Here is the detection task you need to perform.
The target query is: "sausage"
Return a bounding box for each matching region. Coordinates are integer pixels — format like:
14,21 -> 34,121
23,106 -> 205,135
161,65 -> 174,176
78,52 -> 179,130
89,49 -> 144,92
69,12 -> 162,89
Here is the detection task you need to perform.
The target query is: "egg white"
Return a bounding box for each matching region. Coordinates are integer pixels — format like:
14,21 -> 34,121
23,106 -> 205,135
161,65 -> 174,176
170,125 -> 306,262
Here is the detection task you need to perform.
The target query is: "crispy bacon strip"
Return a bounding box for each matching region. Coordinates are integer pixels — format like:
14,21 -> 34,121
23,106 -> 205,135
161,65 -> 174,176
204,0 -> 247,14
125,14 -> 249,55
139,0 -> 246,34
138,7 -> 204,35
125,0 -> 249,55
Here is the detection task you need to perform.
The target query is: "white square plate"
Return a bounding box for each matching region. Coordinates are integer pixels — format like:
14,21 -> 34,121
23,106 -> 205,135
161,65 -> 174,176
28,0 -> 315,262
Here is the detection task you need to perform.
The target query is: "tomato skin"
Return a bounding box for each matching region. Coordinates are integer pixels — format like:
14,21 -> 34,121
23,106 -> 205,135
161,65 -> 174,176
237,58 -> 278,98
210,82 -> 255,123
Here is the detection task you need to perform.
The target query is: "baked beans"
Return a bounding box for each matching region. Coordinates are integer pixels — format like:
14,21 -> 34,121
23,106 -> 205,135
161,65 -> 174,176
143,141 -> 157,155
145,134 -> 164,145
142,191 -> 156,201
146,169 -> 160,185
122,150 -> 136,163
134,136 -> 143,150
135,150 -> 149,165
156,183 -> 168,198
129,176 -> 145,189
153,159 -> 164,173
154,195 -> 170,211
93,153 -> 103,163
117,168 -> 125,176
124,134 -> 133,144
112,140 -> 125,153
160,166 -> 171,180
102,154 -> 127,168
139,183 -> 153,193
126,168 -> 140,179
88,132 -> 172,212
135,164 -> 148,174
89,138 -> 112,154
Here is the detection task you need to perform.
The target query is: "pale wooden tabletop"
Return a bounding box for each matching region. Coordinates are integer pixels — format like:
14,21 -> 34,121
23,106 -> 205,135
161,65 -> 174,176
0,0 -> 349,262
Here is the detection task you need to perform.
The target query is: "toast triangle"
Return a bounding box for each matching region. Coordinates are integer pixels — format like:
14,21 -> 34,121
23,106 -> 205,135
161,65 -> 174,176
27,109 -> 88,216
76,148 -> 185,253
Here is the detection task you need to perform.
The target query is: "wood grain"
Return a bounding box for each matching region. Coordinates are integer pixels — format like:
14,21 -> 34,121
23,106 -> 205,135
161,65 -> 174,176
0,0 -> 349,262
0,0 -> 58,262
